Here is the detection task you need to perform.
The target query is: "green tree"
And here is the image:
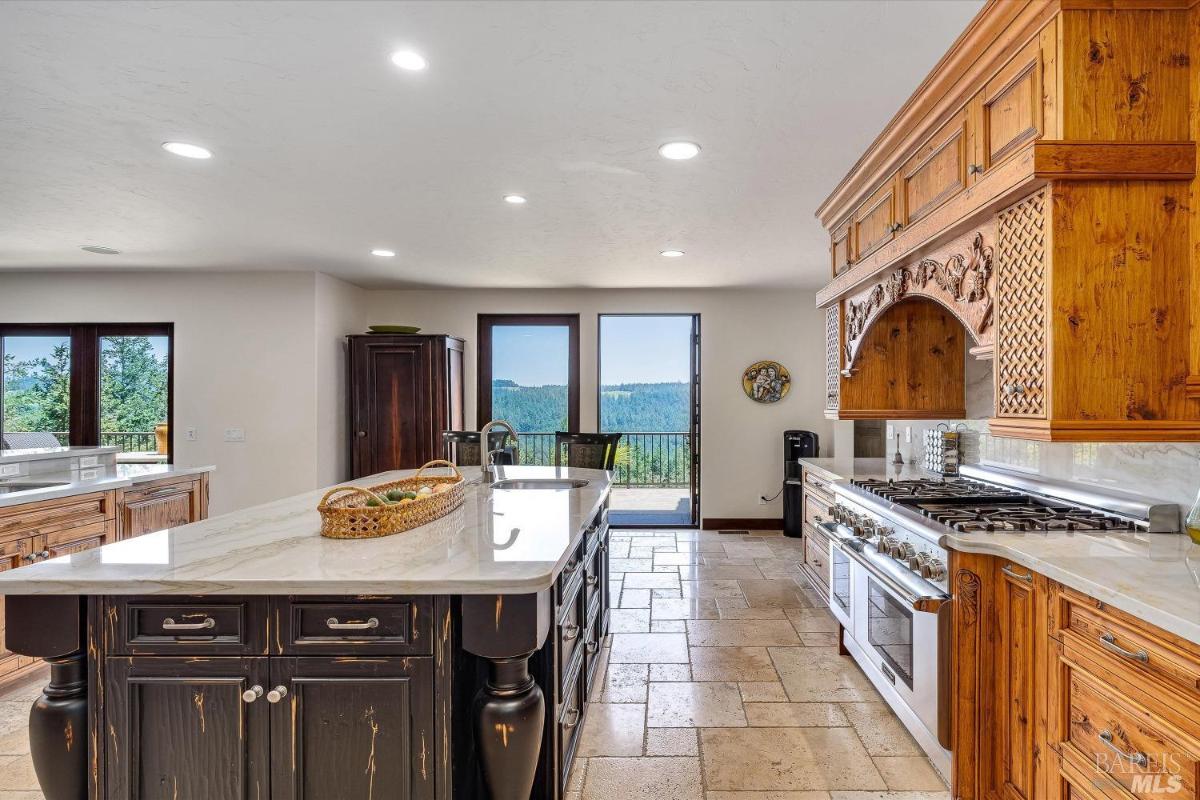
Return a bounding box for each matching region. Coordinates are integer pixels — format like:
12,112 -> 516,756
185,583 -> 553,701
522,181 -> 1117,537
100,337 -> 167,434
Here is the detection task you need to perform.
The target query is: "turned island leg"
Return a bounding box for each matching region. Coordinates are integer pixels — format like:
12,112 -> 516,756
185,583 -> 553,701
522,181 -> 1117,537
473,653 -> 545,800
462,592 -> 552,800
4,596 -> 88,800
29,652 -> 88,800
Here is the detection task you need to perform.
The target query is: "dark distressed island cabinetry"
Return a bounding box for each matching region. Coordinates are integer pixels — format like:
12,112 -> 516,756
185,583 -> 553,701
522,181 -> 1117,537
0,466 -> 611,800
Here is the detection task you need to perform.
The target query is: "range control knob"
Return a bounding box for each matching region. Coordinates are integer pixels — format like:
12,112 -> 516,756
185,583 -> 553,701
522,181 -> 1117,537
895,542 -> 916,560
921,559 -> 948,581
879,536 -> 899,554
907,552 -> 930,571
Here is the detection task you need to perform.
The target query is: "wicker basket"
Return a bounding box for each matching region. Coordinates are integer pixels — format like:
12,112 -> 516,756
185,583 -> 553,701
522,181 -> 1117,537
317,460 -> 467,539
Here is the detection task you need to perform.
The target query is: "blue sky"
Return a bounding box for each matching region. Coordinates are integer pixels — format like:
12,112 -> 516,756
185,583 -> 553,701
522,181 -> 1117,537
491,316 -> 692,386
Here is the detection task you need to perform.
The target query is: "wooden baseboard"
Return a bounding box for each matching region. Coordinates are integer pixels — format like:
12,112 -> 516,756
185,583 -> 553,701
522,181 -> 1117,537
701,518 -> 784,531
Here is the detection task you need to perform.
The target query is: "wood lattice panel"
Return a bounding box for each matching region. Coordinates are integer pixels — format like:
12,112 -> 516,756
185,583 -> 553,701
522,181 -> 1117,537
825,305 -> 840,410
995,191 -> 1047,418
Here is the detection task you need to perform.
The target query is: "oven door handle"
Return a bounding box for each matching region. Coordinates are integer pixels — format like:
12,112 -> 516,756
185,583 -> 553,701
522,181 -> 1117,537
839,542 -> 949,613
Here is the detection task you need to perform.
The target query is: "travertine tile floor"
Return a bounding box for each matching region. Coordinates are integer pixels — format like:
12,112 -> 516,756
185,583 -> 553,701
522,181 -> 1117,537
570,528 -> 950,800
0,529 -> 950,800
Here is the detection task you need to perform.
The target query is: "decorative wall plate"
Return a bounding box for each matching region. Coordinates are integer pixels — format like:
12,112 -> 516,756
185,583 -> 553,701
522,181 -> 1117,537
743,361 -> 791,404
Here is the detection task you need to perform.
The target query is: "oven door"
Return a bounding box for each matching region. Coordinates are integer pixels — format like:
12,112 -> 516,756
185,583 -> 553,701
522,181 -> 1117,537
848,544 -> 950,747
827,539 -> 854,629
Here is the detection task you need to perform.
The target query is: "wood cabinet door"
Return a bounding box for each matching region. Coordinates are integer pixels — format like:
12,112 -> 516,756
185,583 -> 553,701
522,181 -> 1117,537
994,191 -> 1049,418
830,222 -> 852,275
852,176 -> 898,262
122,482 -> 199,539
994,561 -> 1044,800
349,336 -> 435,478
270,656 -> 436,800
105,656 -> 270,800
982,39 -> 1044,171
901,109 -> 969,227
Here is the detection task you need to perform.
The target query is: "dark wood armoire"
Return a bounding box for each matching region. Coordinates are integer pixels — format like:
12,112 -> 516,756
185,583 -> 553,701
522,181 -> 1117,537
347,334 -> 465,479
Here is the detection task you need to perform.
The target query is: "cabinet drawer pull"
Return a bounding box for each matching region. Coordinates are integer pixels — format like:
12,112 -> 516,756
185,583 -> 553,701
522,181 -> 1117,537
138,487 -> 185,500
1098,730 -> 1149,768
37,550 -> 49,560
968,163 -> 984,175
562,706 -> 581,729
1099,632 -> 1149,663
325,617 -> 379,631
585,640 -> 599,654
162,617 -> 216,631
563,559 -> 579,576
562,623 -> 580,641
1000,565 -> 1033,583
242,685 -> 263,703
266,685 -> 289,704
812,558 -> 823,568
586,574 -> 599,587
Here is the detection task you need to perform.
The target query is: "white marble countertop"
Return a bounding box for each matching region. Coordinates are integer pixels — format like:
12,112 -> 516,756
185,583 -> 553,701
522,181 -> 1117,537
0,465 -> 611,596
0,463 -> 215,509
798,456 -> 1200,645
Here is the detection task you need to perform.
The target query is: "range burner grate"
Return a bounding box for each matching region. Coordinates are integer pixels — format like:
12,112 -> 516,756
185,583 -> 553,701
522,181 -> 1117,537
851,477 -> 1027,505
916,503 -> 1136,532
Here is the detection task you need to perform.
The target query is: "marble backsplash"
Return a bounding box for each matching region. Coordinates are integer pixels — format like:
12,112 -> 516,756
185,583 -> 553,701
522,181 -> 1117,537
885,352 -> 1200,510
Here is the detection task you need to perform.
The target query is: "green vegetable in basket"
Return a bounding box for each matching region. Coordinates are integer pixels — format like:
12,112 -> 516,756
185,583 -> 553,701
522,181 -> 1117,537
385,489 -> 406,502
365,497 -> 382,507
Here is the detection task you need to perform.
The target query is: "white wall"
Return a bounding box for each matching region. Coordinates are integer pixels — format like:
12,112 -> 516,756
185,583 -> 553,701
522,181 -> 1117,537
363,288 -> 833,522
0,271 -> 334,514
314,273 -> 366,487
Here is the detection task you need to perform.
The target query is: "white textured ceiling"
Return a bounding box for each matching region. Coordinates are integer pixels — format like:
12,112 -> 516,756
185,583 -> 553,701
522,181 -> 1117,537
0,0 -> 982,289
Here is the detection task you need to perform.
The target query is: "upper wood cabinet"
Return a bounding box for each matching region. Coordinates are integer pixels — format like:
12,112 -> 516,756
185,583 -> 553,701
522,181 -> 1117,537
901,109 -> 970,227
817,1 -> 1200,438
852,177 -> 899,262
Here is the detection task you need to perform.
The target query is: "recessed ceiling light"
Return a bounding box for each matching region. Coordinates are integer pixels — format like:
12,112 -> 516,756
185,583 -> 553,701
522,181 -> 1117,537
81,245 -> 120,255
371,249 -> 396,258
161,141 -> 212,159
658,141 -> 701,160
503,194 -> 527,204
660,250 -> 685,258
390,50 -> 428,71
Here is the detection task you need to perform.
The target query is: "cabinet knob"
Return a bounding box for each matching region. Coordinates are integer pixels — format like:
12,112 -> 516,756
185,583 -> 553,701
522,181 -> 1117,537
968,163 -> 984,175
242,685 -> 264,703
356,430 -> 367,438
37,550 -> 49,560
266,685 -> 289,704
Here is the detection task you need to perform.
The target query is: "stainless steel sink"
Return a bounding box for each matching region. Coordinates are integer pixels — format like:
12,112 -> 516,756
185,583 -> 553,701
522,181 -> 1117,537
0,481 -> 70,495
490,479 -> 590,490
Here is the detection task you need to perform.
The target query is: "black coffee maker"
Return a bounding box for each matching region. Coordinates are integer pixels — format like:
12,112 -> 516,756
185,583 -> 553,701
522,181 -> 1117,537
783,430 -> 819,538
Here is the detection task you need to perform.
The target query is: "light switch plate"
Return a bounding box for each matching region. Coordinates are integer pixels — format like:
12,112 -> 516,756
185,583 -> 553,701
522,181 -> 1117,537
79,468 -> 99,481
185,427 -> 198,441
224,428 -> 245,442
886,424 -> 895,440
904,426 -> 912,443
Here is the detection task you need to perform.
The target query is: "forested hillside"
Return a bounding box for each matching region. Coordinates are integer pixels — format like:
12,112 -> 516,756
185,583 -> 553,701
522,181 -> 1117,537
491,380 -> 689,432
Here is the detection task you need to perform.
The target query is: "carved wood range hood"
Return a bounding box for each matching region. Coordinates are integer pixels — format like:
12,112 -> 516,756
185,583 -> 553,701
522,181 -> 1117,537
815,0 -> 1200,441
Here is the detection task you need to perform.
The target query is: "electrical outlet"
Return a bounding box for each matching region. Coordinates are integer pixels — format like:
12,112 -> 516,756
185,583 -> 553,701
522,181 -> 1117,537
758,495 -> 768,505
0,464 -> 19,477
185,427 -> 198,441
223,428 -> 245,443
886,424 -> 895,440
904,426 -> 912,443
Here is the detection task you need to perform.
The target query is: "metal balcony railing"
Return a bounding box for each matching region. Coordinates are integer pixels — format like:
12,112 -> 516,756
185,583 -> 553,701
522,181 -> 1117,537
516,432 -> 691,488
47,431 -> 157,451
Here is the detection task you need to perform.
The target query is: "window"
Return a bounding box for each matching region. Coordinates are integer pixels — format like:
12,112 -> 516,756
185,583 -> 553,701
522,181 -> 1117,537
477,314 -> 579,466
0,324 -> 173,461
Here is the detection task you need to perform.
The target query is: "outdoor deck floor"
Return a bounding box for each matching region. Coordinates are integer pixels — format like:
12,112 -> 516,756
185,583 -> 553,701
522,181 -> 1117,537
609,487 -> 692,525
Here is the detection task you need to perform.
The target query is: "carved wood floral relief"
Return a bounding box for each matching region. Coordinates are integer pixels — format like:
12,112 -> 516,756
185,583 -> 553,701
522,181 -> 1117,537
842,227 -> 996,370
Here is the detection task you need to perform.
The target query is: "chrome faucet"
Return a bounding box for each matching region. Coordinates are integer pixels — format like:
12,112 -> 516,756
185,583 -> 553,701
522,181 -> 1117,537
478,419 -> 520,483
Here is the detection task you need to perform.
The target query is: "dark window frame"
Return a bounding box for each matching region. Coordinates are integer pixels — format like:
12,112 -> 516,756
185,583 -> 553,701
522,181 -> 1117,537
0,322 -> 175,461
476,314 -> 580,433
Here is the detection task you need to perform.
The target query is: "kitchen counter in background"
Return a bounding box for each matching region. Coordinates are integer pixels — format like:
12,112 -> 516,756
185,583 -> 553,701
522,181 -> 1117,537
0,463 -> 215,508
798,456 -> 1200,646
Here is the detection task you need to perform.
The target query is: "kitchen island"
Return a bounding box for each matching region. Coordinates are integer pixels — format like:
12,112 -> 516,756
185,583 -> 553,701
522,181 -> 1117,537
0,464 -> 611,800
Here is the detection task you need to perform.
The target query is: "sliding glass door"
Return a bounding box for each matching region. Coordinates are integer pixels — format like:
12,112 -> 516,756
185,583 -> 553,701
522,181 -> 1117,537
599,314 -> 700,526
477,314 -> 580,464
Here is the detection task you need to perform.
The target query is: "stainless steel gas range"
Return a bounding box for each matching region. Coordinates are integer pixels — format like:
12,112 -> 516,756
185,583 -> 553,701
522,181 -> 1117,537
816,463 -> 1180,780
